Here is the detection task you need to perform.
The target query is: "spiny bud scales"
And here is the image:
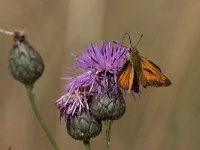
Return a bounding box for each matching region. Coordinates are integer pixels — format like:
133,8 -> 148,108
8,31 -> 44,85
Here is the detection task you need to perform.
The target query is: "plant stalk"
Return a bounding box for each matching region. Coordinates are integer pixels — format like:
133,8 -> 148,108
104,120 -> 112,150
25,84 -> 60,150
83,140 -> 91,150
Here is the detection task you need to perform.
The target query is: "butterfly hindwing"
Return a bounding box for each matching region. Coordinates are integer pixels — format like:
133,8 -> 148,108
141,56 -> 171,88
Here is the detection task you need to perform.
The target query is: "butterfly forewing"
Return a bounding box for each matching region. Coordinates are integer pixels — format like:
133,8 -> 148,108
140,56 -> 171,88
117,61 -> 133,90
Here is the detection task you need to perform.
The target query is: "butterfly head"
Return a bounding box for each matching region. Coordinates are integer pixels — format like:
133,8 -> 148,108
130,45 -> 139,53
128,45 -> 140,60
123,33 -> 142,58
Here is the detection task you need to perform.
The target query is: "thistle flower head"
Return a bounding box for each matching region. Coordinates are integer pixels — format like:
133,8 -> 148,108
75,41 -> 130,93
56,72 -> 93,118
56,41 -> 130,119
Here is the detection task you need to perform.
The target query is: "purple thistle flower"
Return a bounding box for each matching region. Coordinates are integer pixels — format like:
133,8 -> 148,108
56,41 -> 130,119
75,41 -> 130,92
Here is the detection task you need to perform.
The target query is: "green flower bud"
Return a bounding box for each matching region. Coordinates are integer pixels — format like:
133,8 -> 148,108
67,110 -> 102,141
91,90 -> 126,121
8,31 -> 44,85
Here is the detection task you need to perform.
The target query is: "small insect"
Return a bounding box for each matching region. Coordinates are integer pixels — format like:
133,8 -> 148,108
117,33 -> 171,93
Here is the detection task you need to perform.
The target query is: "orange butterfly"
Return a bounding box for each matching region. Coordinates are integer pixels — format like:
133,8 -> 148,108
117,34 -> 171,93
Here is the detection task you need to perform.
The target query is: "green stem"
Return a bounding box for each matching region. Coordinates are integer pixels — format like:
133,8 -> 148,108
104,120 -> 112,150
83,140 -> 91,150
25,84 -> 60,150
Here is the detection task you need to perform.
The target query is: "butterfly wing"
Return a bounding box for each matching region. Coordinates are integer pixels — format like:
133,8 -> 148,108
140,56 -> 171,88
117,61 -> 139,92
117,61 -> 133,90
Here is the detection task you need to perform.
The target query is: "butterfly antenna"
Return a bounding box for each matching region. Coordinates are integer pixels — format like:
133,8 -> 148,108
136,34 -> 143,47
122,33 -> 132,48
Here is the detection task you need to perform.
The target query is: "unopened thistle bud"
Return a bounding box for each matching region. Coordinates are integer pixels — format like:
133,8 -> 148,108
8,31 -> 44,85
91,90 -> 126,121
67,110 -> 102,141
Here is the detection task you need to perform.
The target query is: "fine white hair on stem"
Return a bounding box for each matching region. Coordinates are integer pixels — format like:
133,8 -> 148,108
0,28 -> 14,36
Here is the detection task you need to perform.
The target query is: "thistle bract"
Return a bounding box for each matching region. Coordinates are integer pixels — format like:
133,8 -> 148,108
91,89 -> 126,120
67,110 -> 102,140
8,31 -> 44,85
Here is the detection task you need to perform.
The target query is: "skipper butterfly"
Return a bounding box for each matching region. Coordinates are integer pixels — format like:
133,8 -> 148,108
117,33 -> 171,93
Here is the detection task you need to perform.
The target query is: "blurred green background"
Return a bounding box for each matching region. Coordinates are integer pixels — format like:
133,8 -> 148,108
0,0 -> 200,150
